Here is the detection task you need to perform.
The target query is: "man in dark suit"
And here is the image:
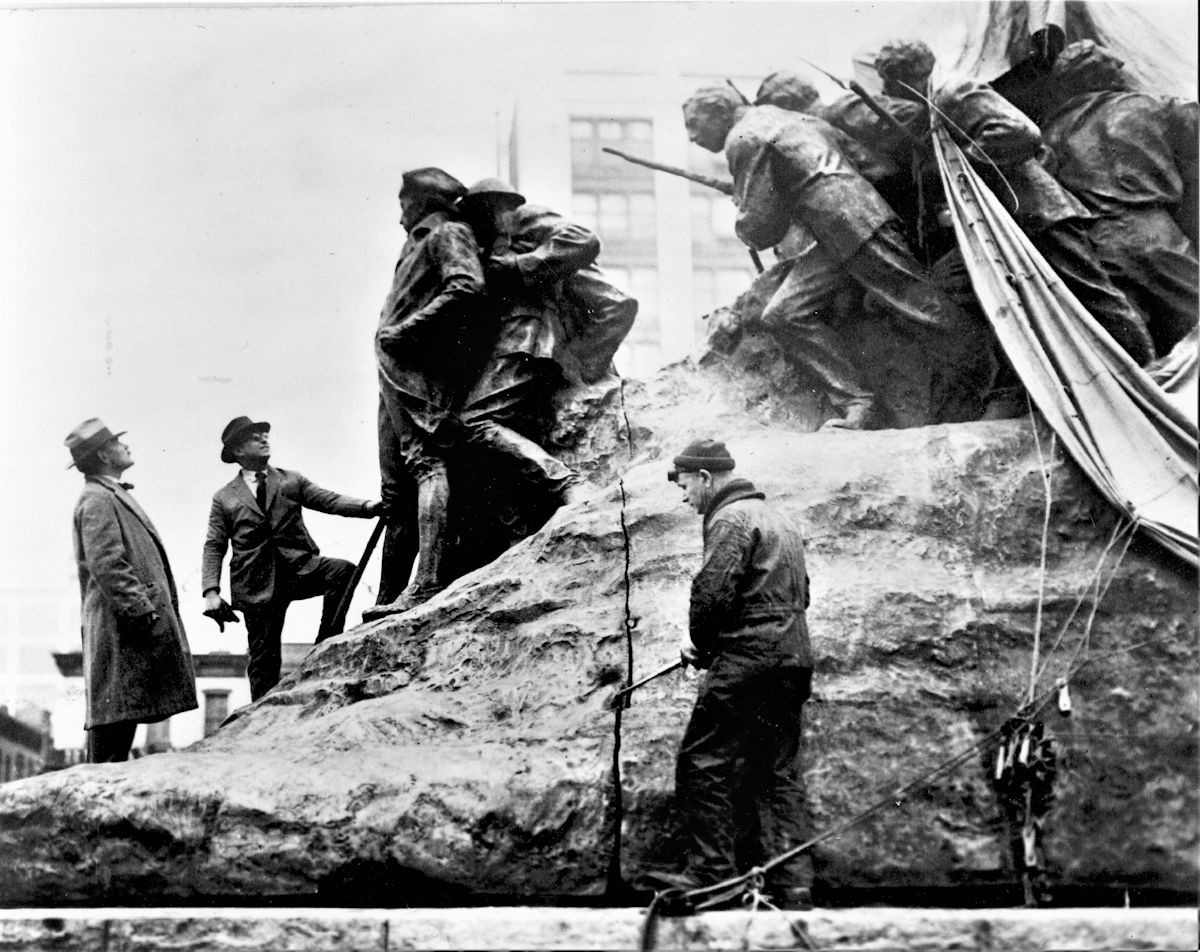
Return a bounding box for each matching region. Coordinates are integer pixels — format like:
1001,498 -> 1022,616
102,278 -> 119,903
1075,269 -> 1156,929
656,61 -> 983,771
202,416 -> 382,700
67,418 -> 198,762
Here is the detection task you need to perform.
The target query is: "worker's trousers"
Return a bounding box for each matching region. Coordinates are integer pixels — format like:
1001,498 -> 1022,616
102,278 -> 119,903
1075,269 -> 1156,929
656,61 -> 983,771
676,652 -> 814,891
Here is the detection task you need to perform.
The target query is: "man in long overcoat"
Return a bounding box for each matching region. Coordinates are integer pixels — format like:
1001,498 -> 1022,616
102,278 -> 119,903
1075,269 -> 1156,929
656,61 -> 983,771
202,416 -> 381,700
67,418 -> 197,762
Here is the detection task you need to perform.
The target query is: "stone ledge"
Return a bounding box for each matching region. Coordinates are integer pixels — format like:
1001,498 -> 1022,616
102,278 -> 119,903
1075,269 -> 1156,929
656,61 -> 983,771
0,907 -> 1194,951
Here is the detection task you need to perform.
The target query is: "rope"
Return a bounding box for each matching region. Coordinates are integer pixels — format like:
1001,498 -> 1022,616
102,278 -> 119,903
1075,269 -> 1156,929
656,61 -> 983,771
1032,518 -> 1134,689
1033,517 -> 1136,691
638,607 -> 1170,941
898,77 -> 1022,214
1027,399 -> 1057,705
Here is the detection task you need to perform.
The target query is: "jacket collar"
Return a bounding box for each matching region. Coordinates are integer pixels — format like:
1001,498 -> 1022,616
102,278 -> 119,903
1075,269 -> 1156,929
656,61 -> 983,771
228,464 -> 276,515
84,475 -> 160,541
408,209 -> 454,243
703,478 -> 763,528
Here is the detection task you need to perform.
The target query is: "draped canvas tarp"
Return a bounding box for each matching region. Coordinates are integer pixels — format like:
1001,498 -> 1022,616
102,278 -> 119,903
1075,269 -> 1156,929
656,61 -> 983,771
853,0 -> 1197,97
932,127 -> 1198,565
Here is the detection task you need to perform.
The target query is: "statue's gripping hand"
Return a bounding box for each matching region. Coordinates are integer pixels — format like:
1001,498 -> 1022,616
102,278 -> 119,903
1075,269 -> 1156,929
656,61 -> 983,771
376,323 -> 414,353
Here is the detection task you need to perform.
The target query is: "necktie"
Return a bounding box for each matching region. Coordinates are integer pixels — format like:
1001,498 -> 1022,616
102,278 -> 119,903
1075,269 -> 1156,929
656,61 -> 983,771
255,471 -> 267,511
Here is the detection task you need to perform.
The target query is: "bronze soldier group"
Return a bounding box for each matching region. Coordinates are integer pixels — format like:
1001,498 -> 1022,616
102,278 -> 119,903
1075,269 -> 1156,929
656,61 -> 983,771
367,169 -> 635,619
62,28 -> 1193,918
686,38 -> 1197,426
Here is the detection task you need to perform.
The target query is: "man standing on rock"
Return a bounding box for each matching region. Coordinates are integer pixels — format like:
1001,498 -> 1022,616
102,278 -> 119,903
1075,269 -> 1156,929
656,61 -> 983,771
683,85 -> 967,429
202,416 -> 382,700
67,418 -> 198,762
650,439 -> 815,910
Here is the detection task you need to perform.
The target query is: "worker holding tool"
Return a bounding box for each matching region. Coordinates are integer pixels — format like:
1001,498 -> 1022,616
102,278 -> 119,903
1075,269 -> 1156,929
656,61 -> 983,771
201,416 -> 383,700
643,439 -> 815,911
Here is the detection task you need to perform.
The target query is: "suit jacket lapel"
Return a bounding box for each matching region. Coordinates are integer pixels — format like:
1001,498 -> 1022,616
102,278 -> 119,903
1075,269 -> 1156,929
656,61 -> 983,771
230,473 -> 263,516
264,465 -> 280,515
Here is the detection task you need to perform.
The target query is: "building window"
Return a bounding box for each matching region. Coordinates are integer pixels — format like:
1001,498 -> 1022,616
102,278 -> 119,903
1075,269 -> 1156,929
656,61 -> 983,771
690,191 -> 740,248
145,719 -> 172,754
571,114 -> 660,379
571,117 -> 654,179
204,690 -> 231,737
692,266 -> 755,325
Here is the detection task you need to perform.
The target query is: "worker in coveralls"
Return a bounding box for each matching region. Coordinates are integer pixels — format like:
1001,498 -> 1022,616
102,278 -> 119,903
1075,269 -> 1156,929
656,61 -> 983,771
650,439 -> 815,911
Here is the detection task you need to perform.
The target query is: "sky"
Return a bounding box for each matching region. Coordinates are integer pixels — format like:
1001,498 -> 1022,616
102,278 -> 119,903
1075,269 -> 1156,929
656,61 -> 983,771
1,0 -> 1195,670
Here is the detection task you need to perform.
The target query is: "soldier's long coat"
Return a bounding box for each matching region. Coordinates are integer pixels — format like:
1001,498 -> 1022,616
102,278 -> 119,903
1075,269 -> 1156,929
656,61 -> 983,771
72,477 -> 197,729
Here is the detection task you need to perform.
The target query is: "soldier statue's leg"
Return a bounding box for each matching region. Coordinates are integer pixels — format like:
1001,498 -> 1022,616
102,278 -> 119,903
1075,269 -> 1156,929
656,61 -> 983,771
844,222 -> 965,333
1032,219 -> 1156,365
760,243 -> 878,430
365,402 -> 452,619
1091,210 -> 1199,357
461,370 -> 581,504
376,397 -> 417,605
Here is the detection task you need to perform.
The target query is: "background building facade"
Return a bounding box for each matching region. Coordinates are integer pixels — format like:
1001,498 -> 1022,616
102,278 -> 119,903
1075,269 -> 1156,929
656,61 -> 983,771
506,68 -> 770,379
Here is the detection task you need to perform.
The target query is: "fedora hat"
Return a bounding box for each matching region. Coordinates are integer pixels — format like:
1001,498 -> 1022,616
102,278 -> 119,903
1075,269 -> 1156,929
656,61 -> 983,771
64,418 -> 125,469
220,416 -> 270,464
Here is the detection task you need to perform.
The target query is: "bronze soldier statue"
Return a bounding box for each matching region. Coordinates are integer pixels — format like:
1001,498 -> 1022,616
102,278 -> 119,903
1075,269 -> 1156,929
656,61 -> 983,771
874,39 -> 1157,365
683,85 -> 967,429
1040,40 -> 1198,357
446,179 -> 587,548
369,168 -> 489,617
758,70 -> 930,252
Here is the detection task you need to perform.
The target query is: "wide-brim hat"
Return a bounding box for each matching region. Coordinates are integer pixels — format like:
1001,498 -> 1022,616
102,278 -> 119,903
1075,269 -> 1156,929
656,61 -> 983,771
459,177 -> 526,210
65,417 -> 125,469
667,438 -> 736,482
220,416 -> 270,463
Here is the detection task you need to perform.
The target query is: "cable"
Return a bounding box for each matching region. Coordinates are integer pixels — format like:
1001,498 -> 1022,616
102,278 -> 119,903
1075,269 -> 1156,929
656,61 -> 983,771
1026,399 -> 1057,705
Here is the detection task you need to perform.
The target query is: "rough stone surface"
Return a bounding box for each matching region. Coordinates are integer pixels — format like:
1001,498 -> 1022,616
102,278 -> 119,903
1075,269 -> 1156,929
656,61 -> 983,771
0,908 -> 1195,951
0,357 -> 1195,905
